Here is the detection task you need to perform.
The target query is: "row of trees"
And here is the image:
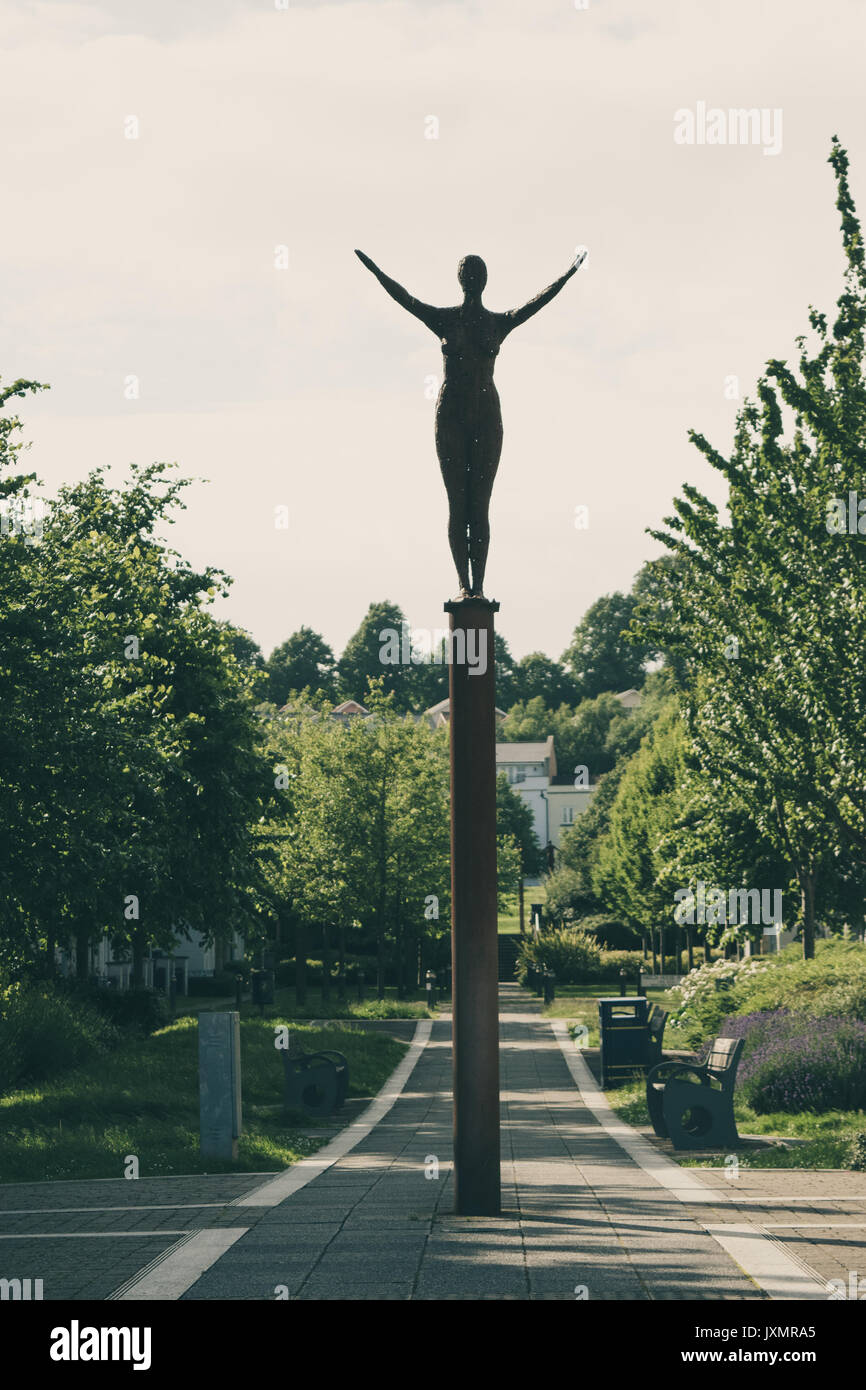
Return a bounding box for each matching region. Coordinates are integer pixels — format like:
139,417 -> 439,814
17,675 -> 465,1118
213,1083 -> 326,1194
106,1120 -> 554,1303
0,384 -> 539,987
0,382 -> 266,983
548,140 -> 866,962
261,589 -> 655,713
254,687 -> 539,995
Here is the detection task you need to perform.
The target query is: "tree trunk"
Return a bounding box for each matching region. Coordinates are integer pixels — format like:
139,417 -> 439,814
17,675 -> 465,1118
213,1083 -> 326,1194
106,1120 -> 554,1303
321,922 -> 331,1005
801,873 -> 816,960
377,931 -> 385,1001
396,918 -> 405,1000
75,925 -> 90,980
651,928 -> 658,975
659,923 -> 665,975
687,926 -> 694,973
131,927 -> 146,989
704,929 -> 711,964
295,919 -> 307,1006
518,878 -> 525,935
641,932 -> 647,962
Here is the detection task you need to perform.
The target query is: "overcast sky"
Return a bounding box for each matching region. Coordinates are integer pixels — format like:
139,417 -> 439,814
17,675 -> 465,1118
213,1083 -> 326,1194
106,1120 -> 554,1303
3,0 -> 864,664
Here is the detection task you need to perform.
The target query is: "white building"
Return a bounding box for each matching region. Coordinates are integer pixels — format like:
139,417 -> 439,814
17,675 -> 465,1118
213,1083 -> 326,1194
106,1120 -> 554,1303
54,928 -> 245,993
495,737 -> 597,866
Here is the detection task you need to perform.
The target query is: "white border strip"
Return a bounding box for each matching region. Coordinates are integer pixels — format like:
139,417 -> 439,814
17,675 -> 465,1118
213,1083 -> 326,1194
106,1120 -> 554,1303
234,1019 -> 433,1208
0,1231 -> 188,1239
707,1224 -> 830,1299
550,1020 -> 829,1300
550,1020 -> 720,1202
0,1203 -> 232,1216
115,1228 -> 249,1300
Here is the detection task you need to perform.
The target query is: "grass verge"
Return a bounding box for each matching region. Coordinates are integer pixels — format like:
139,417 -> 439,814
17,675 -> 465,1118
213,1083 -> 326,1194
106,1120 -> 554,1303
604,1075 -> 866,1169
0,1014 -> 408,1184
544,985 -> 676,1040
191,985 -> 436,1021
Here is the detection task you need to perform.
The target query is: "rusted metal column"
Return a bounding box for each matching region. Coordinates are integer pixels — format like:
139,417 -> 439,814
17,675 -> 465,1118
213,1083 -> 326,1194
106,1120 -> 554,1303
445,595 -> 501,1216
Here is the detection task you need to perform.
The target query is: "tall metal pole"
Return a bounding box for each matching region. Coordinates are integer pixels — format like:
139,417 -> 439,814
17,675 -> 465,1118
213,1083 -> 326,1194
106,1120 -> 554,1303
445,596 -> 501,1216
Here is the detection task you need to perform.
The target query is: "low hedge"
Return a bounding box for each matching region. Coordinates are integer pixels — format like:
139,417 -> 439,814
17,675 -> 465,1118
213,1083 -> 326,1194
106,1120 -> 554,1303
188,973 -> 239,998
516,929 -> 645,985
56,981 -> 169,1036
0,984 -> 120,1095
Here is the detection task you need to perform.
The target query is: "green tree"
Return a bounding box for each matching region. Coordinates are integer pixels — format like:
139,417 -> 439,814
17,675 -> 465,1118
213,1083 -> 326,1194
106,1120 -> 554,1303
493,631 -> 518,708
266,626 -> 336,705
513,651 -> 577,707
562,591 -> 652,699
640,139 -> 866,958
499,691 -> 630,782
0,417 -> 266,983
338,601 -> 411,708
496,772 -> 544,927
259,684 -> 451,995
547,674 -> 676,924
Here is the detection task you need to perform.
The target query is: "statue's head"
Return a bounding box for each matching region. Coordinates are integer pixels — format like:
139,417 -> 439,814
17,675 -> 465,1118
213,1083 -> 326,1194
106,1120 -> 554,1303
458,254 -> 487,297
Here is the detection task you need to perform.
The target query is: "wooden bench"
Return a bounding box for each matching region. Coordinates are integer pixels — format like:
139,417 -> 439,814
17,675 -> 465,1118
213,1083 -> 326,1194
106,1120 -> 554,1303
646,1036 -> 743,1149
282,1041 -> 349,1118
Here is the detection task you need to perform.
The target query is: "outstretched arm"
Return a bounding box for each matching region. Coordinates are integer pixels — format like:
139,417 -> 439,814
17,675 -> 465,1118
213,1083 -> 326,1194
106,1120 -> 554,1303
501,249 -> 586,334
355,250 -> 444,334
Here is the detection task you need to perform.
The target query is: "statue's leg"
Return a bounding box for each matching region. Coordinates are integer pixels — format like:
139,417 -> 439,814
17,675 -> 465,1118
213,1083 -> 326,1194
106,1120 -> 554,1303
466,393 -> 503,596
435,392 -> 471,594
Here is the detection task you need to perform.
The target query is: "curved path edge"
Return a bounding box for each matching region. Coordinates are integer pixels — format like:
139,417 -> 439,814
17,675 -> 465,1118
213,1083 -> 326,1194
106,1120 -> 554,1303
113,1019 -> 433,1300
550,1019 -> 830,1301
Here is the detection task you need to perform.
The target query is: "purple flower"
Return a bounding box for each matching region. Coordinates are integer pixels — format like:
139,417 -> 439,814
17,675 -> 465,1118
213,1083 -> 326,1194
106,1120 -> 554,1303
719,1010 -> 866,1114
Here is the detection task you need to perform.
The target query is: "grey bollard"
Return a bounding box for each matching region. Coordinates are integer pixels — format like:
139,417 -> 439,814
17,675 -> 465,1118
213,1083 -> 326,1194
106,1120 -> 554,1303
199,1011 -> 242,1160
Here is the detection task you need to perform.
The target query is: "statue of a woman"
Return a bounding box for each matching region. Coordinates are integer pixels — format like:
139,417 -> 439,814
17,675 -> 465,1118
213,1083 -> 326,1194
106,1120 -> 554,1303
355,250 -> 586,597
355,248 -> 586,598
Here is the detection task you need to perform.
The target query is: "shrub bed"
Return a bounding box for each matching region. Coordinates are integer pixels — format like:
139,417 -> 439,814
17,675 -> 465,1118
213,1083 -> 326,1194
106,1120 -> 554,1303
668,940 -> 866,1049
722,1008 -> 866,1113
0,984 -> 120,1095
516,929 -> 644,985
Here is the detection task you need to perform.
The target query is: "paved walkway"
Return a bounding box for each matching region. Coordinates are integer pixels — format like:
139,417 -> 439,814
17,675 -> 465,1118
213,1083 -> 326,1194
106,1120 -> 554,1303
2,984 -> 865,1300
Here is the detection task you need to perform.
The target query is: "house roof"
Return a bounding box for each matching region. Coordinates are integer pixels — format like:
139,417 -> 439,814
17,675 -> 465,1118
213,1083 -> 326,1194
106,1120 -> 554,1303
331,700 -> 370,716
495,742 -> 551,762
425,697 -> 506,720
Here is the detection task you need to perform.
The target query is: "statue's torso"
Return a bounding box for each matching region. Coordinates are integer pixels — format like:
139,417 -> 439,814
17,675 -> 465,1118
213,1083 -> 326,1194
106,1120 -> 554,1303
438,307 -> 502,378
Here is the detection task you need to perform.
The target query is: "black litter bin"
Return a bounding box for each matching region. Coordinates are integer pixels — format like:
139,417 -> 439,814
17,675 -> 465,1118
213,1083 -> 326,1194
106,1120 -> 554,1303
250,968 -> 275,1006
598,995 -> 651,1087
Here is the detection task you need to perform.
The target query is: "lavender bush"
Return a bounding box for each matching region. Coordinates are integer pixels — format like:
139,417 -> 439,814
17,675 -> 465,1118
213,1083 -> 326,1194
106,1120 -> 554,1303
721,1009 -> 866,1114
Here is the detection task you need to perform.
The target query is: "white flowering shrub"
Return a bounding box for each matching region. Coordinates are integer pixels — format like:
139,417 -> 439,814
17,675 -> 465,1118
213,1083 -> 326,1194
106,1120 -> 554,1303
667,956 -> 773,1047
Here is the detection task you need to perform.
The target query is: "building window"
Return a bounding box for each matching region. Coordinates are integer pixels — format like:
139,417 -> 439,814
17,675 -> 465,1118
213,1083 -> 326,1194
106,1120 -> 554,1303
561,806 -> 574,825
